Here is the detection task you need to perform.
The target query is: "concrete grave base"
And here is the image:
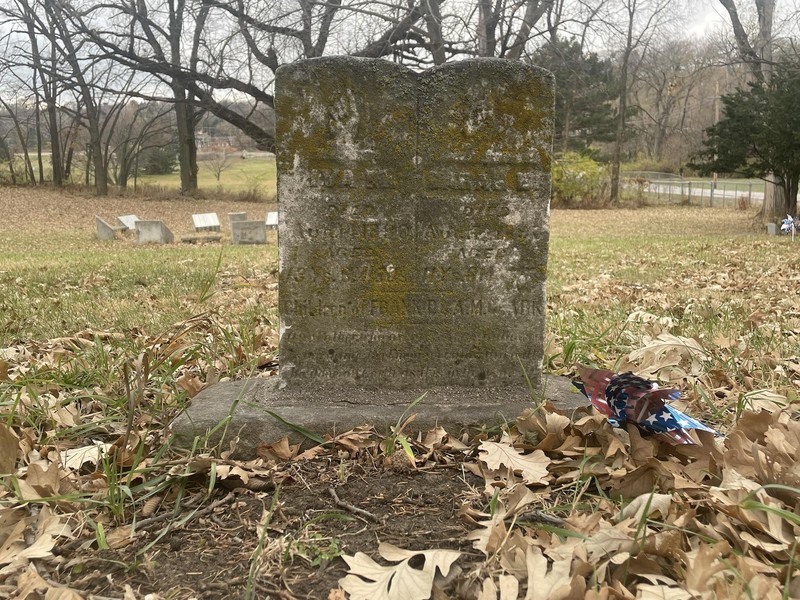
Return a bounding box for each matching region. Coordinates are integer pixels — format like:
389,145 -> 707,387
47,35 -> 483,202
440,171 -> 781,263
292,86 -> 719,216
170,375 -> 589,459
181,234 -> 223,244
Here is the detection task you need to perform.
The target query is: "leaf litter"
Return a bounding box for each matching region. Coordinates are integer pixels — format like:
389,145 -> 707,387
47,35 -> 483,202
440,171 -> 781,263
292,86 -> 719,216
1,203 -> 800,598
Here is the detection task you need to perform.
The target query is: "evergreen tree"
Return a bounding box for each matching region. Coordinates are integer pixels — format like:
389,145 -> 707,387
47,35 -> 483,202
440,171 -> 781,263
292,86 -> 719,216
531,38 -> 617,155
689,65 -> 800,216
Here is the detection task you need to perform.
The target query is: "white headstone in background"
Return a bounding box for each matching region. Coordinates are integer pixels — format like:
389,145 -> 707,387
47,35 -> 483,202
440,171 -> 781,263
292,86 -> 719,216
266,212 -> 279,229
192,213 -> 221,232
117,215 -> 140,231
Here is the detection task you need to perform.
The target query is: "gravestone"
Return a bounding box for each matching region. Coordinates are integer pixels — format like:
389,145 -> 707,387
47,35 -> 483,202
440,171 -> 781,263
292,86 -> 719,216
95,216 -> 126,241
135,220 -> 174,244
266,211 -> 279,229
228,212 -> 247,224
278,57 -> 551,390
117,215 -> 139,230
192,213 -> 221,232
231,220 -> 267,244
171,57 -> 582,458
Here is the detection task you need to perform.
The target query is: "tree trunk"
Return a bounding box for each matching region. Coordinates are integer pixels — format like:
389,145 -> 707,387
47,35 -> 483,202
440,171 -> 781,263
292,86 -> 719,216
45,35 -> 63,185
174,88 -> 198,194
506,0 -> 554,60
169,0 -> 198,195
787,176 -> 798,216
46,98 -> 63,186
610,52 -> 630,206
64,145 -> 73,180
33,79 -> 44,184
45,0 -> 107,195
423,0 -> 446,65
762,175 -> 787,217
90,123 -> 108,196
0,97 -> 36,184
477,0 -> 496,56
717,0 -> 781,220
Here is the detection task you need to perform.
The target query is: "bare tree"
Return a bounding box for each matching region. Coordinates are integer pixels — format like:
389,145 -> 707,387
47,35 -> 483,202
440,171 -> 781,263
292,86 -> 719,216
73,0 -> 570,154
0,0 -> 67,185
630,37 -> 717,164
201,147 -> 234,182
715,0 -> 788,219
78,0 -> 210,193
606,0 -> 674,205
103,100 -> 174,189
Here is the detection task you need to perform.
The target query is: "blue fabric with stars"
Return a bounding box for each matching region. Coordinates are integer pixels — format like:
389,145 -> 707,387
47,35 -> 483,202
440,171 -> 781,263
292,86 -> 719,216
572,366 -> 722,445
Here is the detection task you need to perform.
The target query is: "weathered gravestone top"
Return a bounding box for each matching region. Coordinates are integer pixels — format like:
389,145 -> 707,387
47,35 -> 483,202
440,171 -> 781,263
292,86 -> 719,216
170,58 -> 584,458
277,57 -> 552,390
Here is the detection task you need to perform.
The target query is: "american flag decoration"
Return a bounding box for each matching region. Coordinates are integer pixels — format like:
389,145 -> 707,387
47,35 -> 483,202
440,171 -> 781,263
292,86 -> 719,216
573,365 -> 719,445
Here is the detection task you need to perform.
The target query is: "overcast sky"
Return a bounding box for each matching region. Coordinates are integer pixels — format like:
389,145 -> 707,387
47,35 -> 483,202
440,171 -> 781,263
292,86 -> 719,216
688,0 -> 728,37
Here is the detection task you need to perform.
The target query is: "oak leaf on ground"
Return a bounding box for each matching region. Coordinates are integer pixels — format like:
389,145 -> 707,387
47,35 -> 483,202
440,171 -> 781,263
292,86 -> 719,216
339,542 -> 460,600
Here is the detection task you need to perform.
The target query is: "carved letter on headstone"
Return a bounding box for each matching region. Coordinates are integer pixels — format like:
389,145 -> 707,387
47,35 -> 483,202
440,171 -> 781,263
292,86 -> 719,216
277,57 -> 553,390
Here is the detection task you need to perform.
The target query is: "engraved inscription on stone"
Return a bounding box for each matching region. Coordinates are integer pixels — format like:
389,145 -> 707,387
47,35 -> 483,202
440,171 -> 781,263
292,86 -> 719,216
276,57 -> 554,389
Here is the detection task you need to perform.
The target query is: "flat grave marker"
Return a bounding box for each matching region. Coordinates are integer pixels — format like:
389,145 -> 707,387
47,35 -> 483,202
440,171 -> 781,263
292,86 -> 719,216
192,213 -> 221,232
117,215 -> 140,230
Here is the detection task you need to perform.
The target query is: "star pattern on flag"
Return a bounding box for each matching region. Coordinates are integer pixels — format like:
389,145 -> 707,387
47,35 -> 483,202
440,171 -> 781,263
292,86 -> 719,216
572,365 -> 721,445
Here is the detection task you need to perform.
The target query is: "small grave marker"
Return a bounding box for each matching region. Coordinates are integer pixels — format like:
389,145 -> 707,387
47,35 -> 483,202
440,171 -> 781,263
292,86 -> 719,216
135,220 -> 174,244
95,216 -> 126,241
266,211 -> 279,229
231,220 -> 267,245
192,213 -> 221,232
117,215 -> 140,230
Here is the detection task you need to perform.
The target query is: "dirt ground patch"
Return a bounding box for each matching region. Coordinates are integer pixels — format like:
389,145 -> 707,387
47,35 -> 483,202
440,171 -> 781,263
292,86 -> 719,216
56,461 -> 480,599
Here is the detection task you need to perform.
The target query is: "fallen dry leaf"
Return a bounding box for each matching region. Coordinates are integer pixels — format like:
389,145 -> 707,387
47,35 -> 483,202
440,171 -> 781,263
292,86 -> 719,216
59,442 -> 113,471
0,423 -> 19,475
257,436 -> 299,461
636,584 -> 694,599
617,493 -> 672,523
15,563 -> 84,599
524,546 -> 573,600
339,542 -> 460,600
478,441 -> 550,485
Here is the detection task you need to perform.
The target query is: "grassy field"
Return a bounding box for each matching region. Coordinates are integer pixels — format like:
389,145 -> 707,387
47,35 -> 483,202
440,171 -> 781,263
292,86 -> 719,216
138,154 -> 277,195
2,154 -> 277,197
1,187 -> 798,598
